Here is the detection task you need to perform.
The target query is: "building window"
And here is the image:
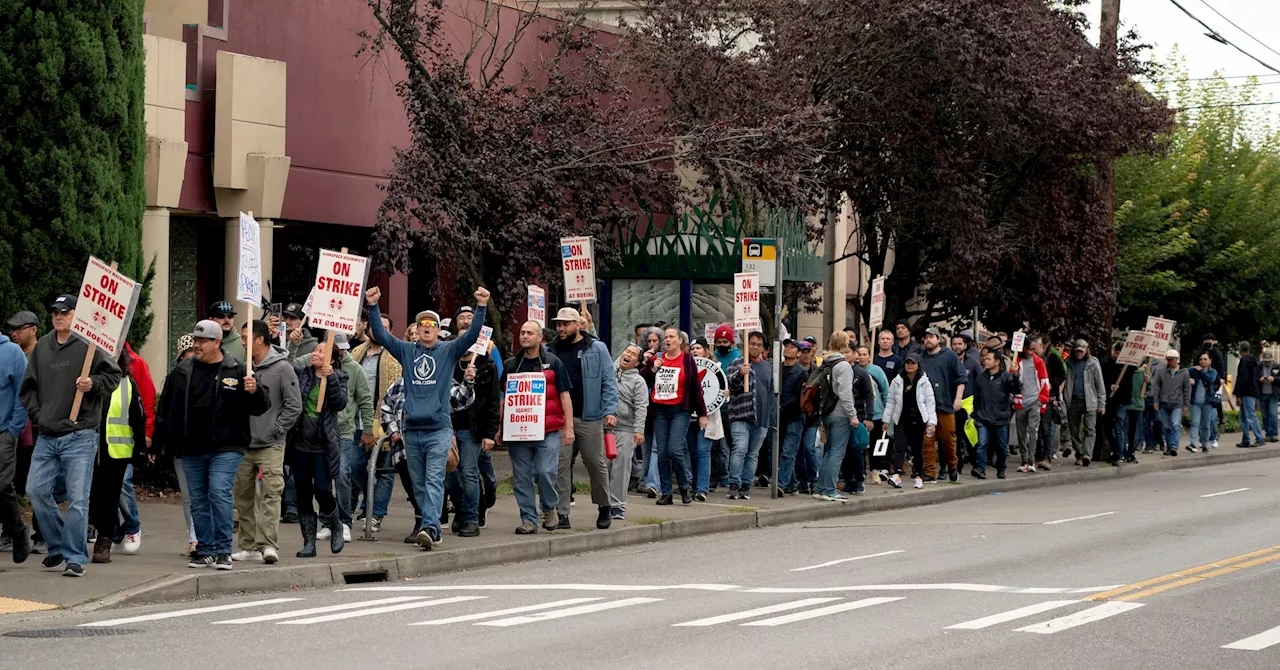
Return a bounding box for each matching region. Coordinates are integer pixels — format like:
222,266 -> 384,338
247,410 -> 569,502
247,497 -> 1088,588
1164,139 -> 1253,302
609,278 -> 679,354
168,219 -> 199,368
691,282 -> 734,343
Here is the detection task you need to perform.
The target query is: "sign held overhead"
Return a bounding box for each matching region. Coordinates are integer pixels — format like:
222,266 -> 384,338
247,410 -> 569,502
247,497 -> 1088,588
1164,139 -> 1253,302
309,249 -> 369,335
560,236 -> 597,303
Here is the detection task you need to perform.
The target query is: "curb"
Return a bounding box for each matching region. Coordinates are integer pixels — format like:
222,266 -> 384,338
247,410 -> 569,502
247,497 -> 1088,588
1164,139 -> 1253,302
96,446 -> 1280,609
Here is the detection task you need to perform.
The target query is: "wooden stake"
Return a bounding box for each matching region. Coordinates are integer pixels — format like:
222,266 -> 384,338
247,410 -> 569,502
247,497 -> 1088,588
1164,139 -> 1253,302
70,261 -> 119,422
314,247 -> 346,414
741,329 -> 749,385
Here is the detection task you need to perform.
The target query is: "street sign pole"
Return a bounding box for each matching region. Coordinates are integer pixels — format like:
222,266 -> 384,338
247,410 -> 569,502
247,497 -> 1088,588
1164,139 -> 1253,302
772,236 -> 783,500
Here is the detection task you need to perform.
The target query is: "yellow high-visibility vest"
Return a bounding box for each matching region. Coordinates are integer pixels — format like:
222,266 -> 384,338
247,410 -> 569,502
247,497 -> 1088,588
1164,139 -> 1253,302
105,380 -> 134,459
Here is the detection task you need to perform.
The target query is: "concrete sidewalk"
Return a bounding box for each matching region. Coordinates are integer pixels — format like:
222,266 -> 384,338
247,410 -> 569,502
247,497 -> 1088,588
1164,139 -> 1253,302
2,441 -> 1276,616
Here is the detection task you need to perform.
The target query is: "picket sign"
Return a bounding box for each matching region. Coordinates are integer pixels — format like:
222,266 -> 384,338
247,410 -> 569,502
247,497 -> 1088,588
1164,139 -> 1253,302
68,260 -> 140,422
527,284 -> 547,328
560,236 -> 597,303
1011,331 -> 1026,354
314,246 -> 352,414
238,211 -> 262,376
503,372 -> 547,442
734,272 -> 761,385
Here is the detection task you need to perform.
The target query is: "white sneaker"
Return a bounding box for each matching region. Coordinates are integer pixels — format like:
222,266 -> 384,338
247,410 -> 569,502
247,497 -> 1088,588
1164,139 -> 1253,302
262,547 -> 278,564
1211,440 -> 1219,449
342,524 -> 351,542
231,549 -> 263,562
316,526 -> 332,540
122,532 -> 141,554
913,477 -> 923,489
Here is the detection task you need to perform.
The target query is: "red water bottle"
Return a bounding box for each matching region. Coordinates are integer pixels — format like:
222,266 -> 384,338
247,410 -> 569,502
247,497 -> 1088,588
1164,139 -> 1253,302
604,430 -> 618,460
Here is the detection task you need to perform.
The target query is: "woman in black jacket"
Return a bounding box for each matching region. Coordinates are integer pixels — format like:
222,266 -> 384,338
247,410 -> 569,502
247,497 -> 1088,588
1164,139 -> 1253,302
90,349 -> 146,564
288,346 -> 348,557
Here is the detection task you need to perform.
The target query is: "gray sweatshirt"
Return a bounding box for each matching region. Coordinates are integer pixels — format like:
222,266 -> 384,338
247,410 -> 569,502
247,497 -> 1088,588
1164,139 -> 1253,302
824,353 -> 859,422
249,348 -> 303,448
21,332 -> 121,437
614,361 -> 649,436
1151,365 -> 1192,410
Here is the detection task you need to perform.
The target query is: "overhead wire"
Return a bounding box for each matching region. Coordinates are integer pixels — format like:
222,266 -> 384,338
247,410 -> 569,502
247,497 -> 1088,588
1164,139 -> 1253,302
1165,0 -> 1280,75
1193,0 -> 1280,60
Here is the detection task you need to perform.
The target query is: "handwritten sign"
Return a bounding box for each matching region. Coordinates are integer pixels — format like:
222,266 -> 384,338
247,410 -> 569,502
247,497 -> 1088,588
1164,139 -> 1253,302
560,236 -> 597,303
869,277 -> 886,330
696,356 -> 730,415
704,323 -> 717,343
1117,330 -> 1155,367
527,284 -> 546,328
468,326 -> 493,356
1011,331 -> 1026,354
72,256 -> 141,359
309,249 -> 368,335
235,212 -> 262,305
503,372 -> 547,441
734,272 -> 761,331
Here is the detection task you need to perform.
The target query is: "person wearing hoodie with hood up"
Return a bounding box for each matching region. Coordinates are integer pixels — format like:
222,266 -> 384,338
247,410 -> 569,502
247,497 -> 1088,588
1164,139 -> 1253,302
609,344 -> 649,520
232,321 -> 302,564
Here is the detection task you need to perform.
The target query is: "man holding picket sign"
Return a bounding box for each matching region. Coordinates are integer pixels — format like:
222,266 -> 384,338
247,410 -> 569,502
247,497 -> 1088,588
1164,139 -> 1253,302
365,283 -> 489,550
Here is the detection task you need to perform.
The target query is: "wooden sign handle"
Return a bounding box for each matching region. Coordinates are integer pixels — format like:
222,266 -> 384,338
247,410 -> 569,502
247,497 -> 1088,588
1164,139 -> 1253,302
741,329 -> 749,384
70,260 -> 118,423
314,246 -> 346,414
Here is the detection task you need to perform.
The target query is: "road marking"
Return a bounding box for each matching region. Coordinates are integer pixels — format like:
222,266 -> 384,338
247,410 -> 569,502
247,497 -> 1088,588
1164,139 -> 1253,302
1088,544 -> 1280,601
1043,512 -> 1115,525
1201,487 -> 1250,498
741,597 -> 903,626
476,597 -> 661,627
411,598 -> 604,625
1015,602 -> 1144,634
749,583 -> 1007,594
1223,623 -> 1280,651
214,597 -> 427,624
80,597 -> 303,627
790,550 -> 905,572
342,583 -> 739,593
946,601 -> 1080,630
673,598 -> 842,627
278,596 -> 485,625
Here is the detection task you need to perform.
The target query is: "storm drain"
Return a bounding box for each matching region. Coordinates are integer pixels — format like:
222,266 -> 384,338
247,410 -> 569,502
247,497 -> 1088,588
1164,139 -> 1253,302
4,628 -> 138,638
342,569 -> 389,584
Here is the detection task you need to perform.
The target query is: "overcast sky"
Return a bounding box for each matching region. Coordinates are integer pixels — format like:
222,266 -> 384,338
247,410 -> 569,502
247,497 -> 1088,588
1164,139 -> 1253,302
1079,0 -> 1279,116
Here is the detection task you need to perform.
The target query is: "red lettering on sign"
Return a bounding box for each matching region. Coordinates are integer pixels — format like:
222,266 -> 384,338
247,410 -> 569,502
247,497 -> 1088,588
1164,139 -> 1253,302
333,261 -> 352,277
100,275 -> 119,294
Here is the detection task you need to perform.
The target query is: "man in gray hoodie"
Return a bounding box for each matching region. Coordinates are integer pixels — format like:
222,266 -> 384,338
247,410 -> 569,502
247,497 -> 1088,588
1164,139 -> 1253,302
232,320 -> 302,564
21,295 -> 121,576
1151,348 -> 1192,456
609,345 -> 649,520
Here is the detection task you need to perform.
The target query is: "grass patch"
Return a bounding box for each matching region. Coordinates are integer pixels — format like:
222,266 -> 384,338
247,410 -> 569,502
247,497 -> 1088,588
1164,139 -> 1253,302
494,477 -> 590,496
631,517 -> 674,525
725,506 -> 757,513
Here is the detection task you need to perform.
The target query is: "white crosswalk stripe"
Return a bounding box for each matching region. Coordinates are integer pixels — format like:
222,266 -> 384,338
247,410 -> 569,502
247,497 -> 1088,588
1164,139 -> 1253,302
411,598 -> 604,625
1015,601 -> 1144,634
80,598 -> 303,627
1223,623 -> 1280,651
278,596 -> 486,625
740,597 -> 903,627
946,600 -> 1081,630
673,598 -> 842,627
476,597 -> 662,627
214,597 -> 428,624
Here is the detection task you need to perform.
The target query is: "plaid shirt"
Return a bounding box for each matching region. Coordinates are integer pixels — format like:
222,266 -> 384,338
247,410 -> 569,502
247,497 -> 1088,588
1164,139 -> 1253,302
379,378 -> 407,464
450,376 -> 476,413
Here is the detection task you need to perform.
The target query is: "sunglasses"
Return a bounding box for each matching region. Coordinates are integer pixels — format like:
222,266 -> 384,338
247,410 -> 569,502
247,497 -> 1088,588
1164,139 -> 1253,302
418,319 -> 439,329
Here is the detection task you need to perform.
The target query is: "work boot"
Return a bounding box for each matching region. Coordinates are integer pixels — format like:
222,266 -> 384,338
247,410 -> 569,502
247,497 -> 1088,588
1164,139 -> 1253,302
91,536 -> 112,564
596,505 -> 611,530
326,508 -> 345,554
405,515 -> 423,544
10,525 -> 30,564
297,514 -> 318,558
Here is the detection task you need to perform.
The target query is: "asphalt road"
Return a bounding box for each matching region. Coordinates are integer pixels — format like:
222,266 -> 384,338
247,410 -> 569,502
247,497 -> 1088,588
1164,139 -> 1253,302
4,457 -> 1280,669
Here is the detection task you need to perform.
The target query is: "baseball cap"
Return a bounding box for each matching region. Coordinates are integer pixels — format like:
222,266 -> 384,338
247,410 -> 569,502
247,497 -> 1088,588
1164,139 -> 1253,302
1073,339 -> 1090,351
334,334 -> 351,351
175,334 -> 195,355
1165,348 -> 1180,359
958,329 -> 974,342
49,295 -> 77,313
714,325 -> 735,342
415,310 -> 441,324
924,327 -> 942,338
803,336 -> 818,345
210,301 -> 237,317
782,338 -> 798,349
6,311 -> 38,329
192,320 -> 223,339
798,340 -> 814,351
550,307 -> 581,323
283,303 -> 305,319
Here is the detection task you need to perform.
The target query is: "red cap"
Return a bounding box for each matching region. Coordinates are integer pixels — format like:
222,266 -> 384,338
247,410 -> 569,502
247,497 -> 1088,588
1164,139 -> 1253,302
713,325 -> 735,343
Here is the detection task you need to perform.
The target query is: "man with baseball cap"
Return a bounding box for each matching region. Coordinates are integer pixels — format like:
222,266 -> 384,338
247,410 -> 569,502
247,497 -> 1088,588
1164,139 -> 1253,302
1063,339 -> 1106,466
1151,348 -> 1191,456
209,301 -> 246,364
550,307 -> 618,530
364,284 -> 490,549
21,294 -> 122,576
283,302 -> 320,360
155,320 -> 269,569
5,311 -> 39,354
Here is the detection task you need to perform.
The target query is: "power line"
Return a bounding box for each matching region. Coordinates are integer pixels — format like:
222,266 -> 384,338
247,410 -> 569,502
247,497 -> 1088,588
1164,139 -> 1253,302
1174,100 -> 1280,111
1166,0 -> 1280,75
1194,0 -> 1280,60
1157,72 -> 1280,82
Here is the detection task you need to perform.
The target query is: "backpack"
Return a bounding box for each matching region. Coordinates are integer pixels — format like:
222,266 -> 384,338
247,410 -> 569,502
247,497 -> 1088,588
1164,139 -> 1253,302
801,360 -> 839,417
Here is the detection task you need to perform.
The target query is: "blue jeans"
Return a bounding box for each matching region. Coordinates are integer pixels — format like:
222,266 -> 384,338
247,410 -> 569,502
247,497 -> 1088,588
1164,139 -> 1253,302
1189,404 -> 1215,448
1143,398 -> 1161,448
444,429 -> 482,525
1158,407 -> 1183,452
685,422 -> 712,494
779,420 -> 804,492
335,437 -> 357,526
1111,408 -> 1128,461
182,451 -> 245,556
819,417 -> 851,495
508,431 -> 560,524
796,425 -> 819,486
642,438 -> 661,491
28,429 -> 97,567
728,421 -> 768,488
404,428 -> 453,538
1240,396 -> 1265,444
115,464 -> 140,540
348,438 -> 394,519
282,467 -> 297,515
1262,395 -> 1278,439
974,422 -> 1009,475
653,404 -> 691,495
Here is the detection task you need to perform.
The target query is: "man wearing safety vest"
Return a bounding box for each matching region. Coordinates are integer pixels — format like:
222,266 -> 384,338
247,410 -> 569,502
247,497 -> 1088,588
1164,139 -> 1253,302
90,348 -> 146,564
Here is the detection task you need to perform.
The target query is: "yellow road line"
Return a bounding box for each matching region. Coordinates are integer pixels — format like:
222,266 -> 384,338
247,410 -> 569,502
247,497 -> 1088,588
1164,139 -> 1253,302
1089,544 -> 1280,602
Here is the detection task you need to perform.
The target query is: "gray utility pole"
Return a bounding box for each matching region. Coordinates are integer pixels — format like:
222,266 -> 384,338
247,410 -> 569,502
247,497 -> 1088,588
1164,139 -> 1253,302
1100,0 -> 1120,332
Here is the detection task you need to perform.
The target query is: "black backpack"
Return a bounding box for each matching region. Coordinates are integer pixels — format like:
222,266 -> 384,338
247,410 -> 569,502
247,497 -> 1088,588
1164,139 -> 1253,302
801,359 -> 840,417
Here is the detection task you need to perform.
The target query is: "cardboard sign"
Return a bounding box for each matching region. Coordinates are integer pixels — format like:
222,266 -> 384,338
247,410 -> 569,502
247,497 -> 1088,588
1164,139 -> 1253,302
235,212 -> 262,305
704,323 -> 717,343
503,372 -> 547,442
734,272 -> 761,331
1144,316 -> 1176,357
1011,331 -> 1026,354
468,326 -> 493,356
560,236 -> 597,303
696,356 -> 730,415
72,256 -> 141,359
301,288 -> 315,317
742,237 -> 777,287
527,284 -> 547,328
869,277 -> 886,330
309,249 -> 368,335
1116,330 -> 1155,366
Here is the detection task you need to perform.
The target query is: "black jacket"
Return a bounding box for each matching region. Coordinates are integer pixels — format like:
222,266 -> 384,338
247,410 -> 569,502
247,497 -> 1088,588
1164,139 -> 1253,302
154,357 -> 271,457
1236,354 -> 1263,398
972,368 -> 1021,426
288,364 -> 348,478
851,363 -> 874,423
451,353 -> 501,442
780,362 -> 808,425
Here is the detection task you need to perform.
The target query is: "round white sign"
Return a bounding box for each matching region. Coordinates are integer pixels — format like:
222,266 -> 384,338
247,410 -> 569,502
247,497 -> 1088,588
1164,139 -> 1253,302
696,357 -> 730,415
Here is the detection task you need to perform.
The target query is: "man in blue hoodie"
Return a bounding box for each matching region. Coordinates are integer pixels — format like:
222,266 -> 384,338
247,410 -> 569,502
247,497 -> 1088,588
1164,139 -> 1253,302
0,331 -> 30,563
364,285 -> 489,549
